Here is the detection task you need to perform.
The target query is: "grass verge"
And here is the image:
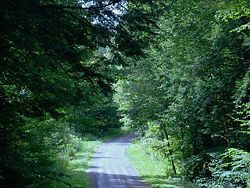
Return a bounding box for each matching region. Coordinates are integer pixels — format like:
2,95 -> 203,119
127,140 -> 195,188
50,128 -> 125,188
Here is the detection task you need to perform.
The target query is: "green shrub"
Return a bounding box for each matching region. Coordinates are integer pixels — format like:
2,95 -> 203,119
195,148 -> 250,188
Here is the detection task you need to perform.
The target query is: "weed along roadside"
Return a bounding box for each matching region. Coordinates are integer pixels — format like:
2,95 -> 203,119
127,139 -> 196,188
54,128 -> 125,188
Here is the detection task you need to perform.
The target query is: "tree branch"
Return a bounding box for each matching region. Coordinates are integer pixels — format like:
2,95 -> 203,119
40,1 -> 117,11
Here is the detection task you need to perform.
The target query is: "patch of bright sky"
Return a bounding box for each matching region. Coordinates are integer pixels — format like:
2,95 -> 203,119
77,1 -> 127,27
79,0 -> 126,15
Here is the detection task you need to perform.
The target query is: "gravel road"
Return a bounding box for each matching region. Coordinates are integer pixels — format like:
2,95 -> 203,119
86,133 -> 150,188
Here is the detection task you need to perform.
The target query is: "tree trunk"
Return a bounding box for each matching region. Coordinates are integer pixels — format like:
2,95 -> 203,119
160,124 -> 177,175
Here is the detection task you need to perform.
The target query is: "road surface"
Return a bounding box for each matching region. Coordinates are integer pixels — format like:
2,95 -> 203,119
86,133 -> 150,188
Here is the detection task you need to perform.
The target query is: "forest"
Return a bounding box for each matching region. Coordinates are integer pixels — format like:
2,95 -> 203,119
0,0 -> 249,187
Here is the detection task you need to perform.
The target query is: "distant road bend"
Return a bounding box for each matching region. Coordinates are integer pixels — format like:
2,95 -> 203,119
86,134 -> 150,188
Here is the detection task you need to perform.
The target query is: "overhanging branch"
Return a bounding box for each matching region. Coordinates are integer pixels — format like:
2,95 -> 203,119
40,1 -> 119,11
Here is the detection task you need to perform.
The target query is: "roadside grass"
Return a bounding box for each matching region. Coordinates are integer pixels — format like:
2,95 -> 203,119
49,128 -> 125,188
66,138 -> 102,188
127,140 -> 195,188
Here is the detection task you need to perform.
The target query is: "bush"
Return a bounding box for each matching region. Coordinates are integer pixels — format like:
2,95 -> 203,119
195,148 -> 250,188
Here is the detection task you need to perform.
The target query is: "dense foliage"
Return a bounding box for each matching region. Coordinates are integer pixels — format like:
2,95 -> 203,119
114,0 -> 250,187
0,0 -> 164,187
1,0 -> 250,187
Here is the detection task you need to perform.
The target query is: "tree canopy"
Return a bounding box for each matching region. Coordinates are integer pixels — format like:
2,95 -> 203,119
114,0 -> 250,187
1,0 -> 250,187
0,0 -> 164,186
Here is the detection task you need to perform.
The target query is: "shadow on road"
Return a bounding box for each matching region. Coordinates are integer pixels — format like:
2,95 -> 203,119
88,172 -> 194,188
88,172 -> 150,188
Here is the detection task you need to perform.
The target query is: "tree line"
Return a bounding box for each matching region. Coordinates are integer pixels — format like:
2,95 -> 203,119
114,0 -> 250,187
1,0 -> 249,187
0,0 -> 164,187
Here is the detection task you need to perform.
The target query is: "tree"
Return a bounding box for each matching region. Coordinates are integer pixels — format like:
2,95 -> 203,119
114,0 -> 250,186
0,0 -> 165,186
